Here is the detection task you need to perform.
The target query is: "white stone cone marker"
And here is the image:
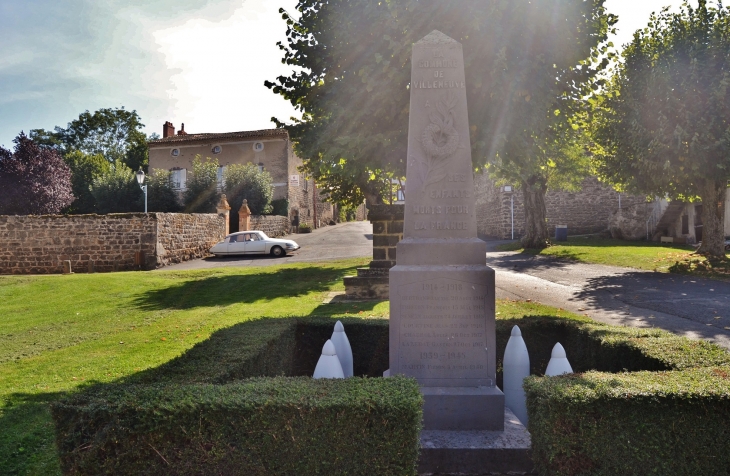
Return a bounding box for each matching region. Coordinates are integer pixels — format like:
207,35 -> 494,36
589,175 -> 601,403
545,343 -> 573,376
503,325 -> 530,425
313,340 -> 345,379
331,320 -> 353,378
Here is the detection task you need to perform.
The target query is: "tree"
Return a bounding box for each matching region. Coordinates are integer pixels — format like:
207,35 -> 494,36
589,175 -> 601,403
30,107 -> 149,171
63,150 -> 111,214
183,156 -> 220,213
147,169 -> 183,213
593,0 -> 730,257
89,161 -> 143,214
0,133 -> 74,215
267,0 -> 615,246
224,163 -> 274,215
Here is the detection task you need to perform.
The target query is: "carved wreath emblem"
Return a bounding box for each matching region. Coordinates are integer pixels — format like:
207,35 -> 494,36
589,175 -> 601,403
420,91 -> 460,187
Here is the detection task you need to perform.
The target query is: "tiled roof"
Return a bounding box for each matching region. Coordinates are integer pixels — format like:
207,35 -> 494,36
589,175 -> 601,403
148,128 -> 289,145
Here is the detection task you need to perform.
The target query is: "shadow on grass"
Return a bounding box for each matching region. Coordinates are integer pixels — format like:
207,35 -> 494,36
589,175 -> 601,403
0,392 -> 68,476
133,265 -> 357,310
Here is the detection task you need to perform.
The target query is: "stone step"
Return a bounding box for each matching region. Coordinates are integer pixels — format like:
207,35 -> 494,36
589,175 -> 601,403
343,275 -> 390,300
356,267 -> 389,277
418,407 -> 533,475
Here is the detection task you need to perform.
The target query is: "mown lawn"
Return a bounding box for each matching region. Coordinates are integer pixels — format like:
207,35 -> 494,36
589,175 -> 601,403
0,261 -> 573,475
497,236 -> 730,276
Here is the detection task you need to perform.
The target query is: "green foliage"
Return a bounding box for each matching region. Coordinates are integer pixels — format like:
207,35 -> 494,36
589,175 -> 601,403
183,155 -> 219,213
51,318 -> 419,476
89,161 -> 143,214
501,314 -> 730,476
593,0 -> 730,256
63,150 -> 111,214
30,108 -> 149,170
267,0 -> 615,213
299,223 -> 312,233
271,198 -> 289,217
223,163 -> 274,215
146,169 -> 183,213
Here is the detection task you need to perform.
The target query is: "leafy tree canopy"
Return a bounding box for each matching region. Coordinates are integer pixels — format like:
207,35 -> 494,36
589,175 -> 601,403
0,133 -> 74,215
183,155 -> 220,213
224,163 -> 274,216
89,161 -> 143,214
267,0 -> 615,245
593,0 -> 730,257
30,107 -> 149,171
64,150 -> 111,214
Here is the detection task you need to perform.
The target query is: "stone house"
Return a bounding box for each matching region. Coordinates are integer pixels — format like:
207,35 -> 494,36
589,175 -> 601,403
475,174 -> 648,240
148,122 -> 334,229
648,191 -> 730,243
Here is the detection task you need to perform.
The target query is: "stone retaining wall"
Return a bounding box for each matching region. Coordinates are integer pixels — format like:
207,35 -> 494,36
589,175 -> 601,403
0,213 -> 224,275
475,175 -> 648,239
249,215 -> 291,237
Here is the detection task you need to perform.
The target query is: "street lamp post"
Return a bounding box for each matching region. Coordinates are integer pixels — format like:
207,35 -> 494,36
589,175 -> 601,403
136,169 -> 147,214
503,185 -> 514,241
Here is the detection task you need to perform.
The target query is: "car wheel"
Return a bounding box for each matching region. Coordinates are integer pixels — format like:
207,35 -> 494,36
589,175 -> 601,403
270,246 -> 285,257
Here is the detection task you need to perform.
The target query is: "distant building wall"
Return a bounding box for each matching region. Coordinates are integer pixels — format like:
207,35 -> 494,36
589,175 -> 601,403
0,213 -> 224,275
475,174 -> 647,239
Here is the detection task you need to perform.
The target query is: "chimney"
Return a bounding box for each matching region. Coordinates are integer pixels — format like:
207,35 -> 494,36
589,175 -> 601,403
163,121 -> 175,138
177,123 -> 188,135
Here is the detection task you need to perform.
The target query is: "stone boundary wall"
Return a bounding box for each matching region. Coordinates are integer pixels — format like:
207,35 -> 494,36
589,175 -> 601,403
0,213 -> 224,275
475,175 -> 647,239
249,215 -> 290,237
155,214 -> 225,267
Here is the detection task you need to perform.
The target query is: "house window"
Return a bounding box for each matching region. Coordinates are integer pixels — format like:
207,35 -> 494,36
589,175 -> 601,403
303,178 -> 309,192
171,148 -> 180,157
682,215 -> 689,235
257,162 -> 264,172
217,166 -> 227,191
212,145 -> 222,154
253,142 -> 264,152
170,168 -> 187,191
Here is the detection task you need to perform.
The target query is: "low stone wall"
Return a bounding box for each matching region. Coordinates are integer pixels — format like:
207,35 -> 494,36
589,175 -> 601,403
0,213 -> 224,275
475,175 -> 648,239
156,213 -> 225,267
249,215 -> 290,237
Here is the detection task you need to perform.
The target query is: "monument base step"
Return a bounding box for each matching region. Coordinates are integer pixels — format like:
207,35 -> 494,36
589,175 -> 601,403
343,274 -> 389,299
418,407 -> 533,475
422,386 -> 505,431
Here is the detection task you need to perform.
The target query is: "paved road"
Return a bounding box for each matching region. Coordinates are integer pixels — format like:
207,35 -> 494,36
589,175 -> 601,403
487,246 -> 730,350
161,221 -> 373,271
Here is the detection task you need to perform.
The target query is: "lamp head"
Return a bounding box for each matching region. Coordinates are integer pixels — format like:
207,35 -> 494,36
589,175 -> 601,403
136,169 -> 145,185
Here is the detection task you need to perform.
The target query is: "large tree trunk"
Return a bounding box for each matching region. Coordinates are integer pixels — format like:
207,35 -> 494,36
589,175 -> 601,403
696,178 -> 727,258
521,177 -> 549,249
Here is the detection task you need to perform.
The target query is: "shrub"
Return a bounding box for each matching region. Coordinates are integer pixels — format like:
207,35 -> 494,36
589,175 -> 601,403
146,169 -> 182,212
0,133 -> 74,214
183,155 -> 219,213
63,150 -> 110,214
89,160 -> 142,214
52,317 -> 419,476
299,223 -> 312,233
493,314 -> 730,476
224,163 -> 274,215
271,198 -> 289,217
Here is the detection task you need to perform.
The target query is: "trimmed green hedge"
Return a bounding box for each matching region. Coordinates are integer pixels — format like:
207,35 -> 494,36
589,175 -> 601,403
51,317 -> 417,476
507,315 -> 730,476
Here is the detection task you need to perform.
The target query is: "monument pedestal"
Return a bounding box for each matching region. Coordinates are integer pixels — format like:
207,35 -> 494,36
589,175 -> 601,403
422,386 -> 504,431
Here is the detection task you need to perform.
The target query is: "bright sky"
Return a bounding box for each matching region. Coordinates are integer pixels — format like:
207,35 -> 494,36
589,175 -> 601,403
0,0 -> 694,150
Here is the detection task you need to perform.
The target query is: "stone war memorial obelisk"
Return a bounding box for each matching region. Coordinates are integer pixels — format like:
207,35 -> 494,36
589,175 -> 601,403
390,30 -> 504,431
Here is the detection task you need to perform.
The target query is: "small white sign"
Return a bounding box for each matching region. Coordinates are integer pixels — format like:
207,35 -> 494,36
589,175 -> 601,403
289,174 -> 300,187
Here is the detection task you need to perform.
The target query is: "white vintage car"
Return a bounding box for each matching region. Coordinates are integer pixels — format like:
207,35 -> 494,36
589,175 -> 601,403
209,231 -> 300,257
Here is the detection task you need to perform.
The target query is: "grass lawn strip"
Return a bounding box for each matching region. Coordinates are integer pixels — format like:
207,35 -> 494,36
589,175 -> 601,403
497,236 -> 730,276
